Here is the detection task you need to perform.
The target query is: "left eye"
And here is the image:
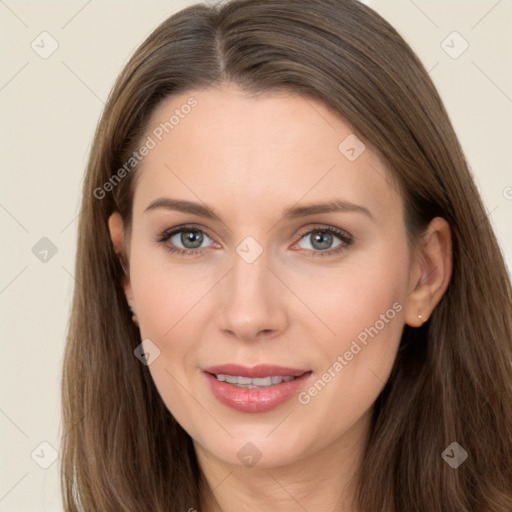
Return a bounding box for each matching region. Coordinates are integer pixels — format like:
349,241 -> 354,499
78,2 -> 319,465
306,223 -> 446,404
296,228 -> 346,252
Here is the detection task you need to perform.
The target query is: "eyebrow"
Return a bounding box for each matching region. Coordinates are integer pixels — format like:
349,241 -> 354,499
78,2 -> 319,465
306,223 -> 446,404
144,197 -> 374,221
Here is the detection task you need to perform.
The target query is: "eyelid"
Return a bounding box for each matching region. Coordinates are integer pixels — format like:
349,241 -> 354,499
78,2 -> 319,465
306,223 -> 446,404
295,224 -> 352,240
160,223 -> 215,241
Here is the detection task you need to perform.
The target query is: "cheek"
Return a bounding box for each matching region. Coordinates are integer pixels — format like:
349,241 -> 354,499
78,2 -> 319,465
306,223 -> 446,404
290,243 -> 408,407
294,251 -> 407,433
130,257 -> 210,436
128,244 -> 219,407
292,246 -> 408,352
130,245 -> 216,339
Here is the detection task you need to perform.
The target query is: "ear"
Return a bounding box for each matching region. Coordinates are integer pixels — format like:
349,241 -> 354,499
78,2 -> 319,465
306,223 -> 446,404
404,217 -> 452,327
108,211 -> 134,308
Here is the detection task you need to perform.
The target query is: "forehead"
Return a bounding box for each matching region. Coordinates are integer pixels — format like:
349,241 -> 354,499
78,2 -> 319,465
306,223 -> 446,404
132,84 -> 401,222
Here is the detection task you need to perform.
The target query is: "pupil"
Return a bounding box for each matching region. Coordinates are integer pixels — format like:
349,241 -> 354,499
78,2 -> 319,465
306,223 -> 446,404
312,231 -> 332,250
182,230 -> 203,249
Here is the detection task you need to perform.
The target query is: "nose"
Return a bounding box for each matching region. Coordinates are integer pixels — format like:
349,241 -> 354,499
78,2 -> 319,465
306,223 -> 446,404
216,247 -> 288,342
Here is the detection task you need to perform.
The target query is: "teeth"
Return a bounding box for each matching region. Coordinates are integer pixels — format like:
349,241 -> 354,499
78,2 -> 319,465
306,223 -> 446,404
252,377 -> 272,386
215,374 -> 297,387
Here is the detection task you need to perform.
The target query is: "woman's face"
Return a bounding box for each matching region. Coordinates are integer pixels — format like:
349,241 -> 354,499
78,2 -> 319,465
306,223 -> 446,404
112,84 -> 418,469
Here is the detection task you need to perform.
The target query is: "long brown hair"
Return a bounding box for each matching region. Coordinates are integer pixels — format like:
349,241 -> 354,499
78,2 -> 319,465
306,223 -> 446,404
60,1 -> 512,510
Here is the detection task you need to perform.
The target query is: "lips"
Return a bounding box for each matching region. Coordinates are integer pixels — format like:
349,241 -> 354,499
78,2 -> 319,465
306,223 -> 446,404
202,364 -> 313,413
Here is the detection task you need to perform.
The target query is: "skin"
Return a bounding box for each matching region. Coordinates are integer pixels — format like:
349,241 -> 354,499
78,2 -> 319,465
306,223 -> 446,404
108,84 -> 452,512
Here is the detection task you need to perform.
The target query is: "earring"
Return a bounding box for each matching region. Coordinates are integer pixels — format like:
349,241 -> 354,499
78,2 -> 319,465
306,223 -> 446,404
418,313 -> 426,324
129,306 -> 139,327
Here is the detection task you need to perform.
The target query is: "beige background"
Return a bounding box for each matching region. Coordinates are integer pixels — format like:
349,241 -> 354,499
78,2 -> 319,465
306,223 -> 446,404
0,0 -> 511,510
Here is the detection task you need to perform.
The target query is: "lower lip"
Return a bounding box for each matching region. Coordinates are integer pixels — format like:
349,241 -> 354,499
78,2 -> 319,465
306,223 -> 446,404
204,371 -> 313,413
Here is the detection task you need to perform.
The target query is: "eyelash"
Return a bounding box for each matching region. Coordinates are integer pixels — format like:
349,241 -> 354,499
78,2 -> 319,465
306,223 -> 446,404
156,223 -> 354,258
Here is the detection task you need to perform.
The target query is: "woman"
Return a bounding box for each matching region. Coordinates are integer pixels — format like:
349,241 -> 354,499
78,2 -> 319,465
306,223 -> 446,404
60,1 -> 512,511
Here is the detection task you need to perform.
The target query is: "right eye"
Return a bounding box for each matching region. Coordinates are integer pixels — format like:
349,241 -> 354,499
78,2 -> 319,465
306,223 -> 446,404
157,225 -> 217,257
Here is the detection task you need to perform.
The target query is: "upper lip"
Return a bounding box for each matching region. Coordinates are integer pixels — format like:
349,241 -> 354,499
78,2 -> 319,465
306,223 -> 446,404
203,364 -> 310,378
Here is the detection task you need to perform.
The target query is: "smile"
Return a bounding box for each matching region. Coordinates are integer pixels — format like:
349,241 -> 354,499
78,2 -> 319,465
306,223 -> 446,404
202,364 -> 313,412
